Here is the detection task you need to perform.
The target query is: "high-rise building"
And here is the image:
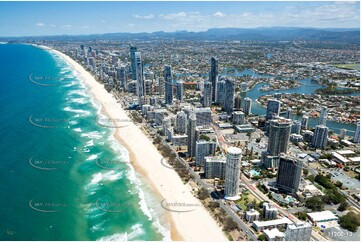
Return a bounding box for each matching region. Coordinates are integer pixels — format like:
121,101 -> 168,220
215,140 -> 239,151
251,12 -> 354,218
164,65 -> 173,105
234,95 -> 242,110
130,46 -> 137,80
119,65 -> 127,89
195,140 -> 217,166
353,121 -> 360,143
245,209 -> 260,222
285,222 -> 312,241
224,147 -> 242,200
194,108 -> 212,126
204,156 -> 226,179
301,115 -> 309,129
187,112 -> 197,157
312,125 -> 328,149
266,99 -> 282,120
232,111 -> 245,125
339,128 -> 347,140
286,107 -> 293,119
224,79 -> 235,114
240,82 -> 247,92
243,97 -> 252,116
263,203 -> 278,220
135,52 -> 144,104
210,57 -> 218,102
216,80 -> 226,105
175,111 -> 187,134
176,80 -> 184,102
158,78 -> 165,96
203,81 -> 212,107
291,120 -> 302,135
267,118 -> 292,156
319,106 -> 328,126
276,156 -> 303,193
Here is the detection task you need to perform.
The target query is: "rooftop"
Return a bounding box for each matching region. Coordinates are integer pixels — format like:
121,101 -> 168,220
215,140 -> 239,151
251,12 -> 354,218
253,217 -> 293,227
307,211 -> 338,222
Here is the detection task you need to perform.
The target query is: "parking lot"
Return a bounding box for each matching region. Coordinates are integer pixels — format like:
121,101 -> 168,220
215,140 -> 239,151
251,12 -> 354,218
328,169 -> 360,193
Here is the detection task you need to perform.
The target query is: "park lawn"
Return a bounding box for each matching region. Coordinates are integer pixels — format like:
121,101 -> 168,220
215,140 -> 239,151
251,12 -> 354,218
333,63 -> 360,71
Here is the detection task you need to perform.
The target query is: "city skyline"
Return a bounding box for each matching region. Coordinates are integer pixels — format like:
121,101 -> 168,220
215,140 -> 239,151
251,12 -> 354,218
0,1 -> 359,37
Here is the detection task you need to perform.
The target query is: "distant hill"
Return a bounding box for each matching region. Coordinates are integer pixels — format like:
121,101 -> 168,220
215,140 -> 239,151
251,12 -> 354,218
1,27 -> 359,44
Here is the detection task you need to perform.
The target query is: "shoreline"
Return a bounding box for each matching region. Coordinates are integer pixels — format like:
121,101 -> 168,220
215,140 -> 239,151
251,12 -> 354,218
38,45 -> 227,241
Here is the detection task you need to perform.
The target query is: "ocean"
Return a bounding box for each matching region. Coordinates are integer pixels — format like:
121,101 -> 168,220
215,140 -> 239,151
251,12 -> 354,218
0,44 -> 168,240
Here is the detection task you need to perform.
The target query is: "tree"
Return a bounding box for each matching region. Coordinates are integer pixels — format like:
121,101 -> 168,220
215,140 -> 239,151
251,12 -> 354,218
339,212 -> 360,232
224,217 -> 238,231
303,169 -> 309,176
197,188 -> 209,200
338,201 -> 349,212
295,211 -> 308,220
335,181 -> 343,188
305,197 -> 324,211
258,234 -> 267,241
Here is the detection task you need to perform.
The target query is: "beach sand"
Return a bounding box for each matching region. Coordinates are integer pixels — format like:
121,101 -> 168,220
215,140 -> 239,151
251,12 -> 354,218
39,45 -> 227,241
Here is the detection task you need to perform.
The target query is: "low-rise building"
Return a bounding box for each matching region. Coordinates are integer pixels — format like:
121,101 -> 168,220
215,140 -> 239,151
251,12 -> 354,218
245,209 -> 260,222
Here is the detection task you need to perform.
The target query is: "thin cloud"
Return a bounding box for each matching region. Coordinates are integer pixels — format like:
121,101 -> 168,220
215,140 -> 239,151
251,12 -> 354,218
133,14 -> 155,19
213,12 -> 225,17
36,22 -> 44,27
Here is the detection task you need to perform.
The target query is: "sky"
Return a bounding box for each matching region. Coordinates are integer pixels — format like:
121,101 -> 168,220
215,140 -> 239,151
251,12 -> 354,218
0,1 -> 359,37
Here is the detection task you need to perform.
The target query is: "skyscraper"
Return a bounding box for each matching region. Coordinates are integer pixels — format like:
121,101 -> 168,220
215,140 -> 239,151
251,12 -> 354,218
266,99 -> 282,120
130,46 -> 137,80
158,78 -> 165,96
319,106 -> 327,126
210,57 -> 218,102
224,79 -> 235,114
243,97 -> 252,116
312,125 -> 328,149
234,95 -> 242,110
164,65 -> 173,105
339,128 -> 346,140
175,111 -> 187,134
119,65 -> 127,89
276,156 -> 303,193
224,147 -> 242,200
291,120 -> 302,135
203,81 -> 212,107
176,80 -> 184,102
285,107 -> 293,119
353,121 -> 360,143
301,114 -> 309,129
187,112 -> 197,157
135,52 -> 143,104
267,118 -> 292,156
195,140 -> 217,166
204,157 -> 226,179
216,80 -> 226,105
285,222 -> 312,241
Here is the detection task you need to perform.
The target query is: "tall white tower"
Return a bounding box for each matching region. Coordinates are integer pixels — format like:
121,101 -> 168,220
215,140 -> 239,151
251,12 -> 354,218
224,147 -> 242,200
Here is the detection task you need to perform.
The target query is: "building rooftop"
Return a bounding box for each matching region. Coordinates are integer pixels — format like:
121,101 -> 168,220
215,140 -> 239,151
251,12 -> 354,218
307,211 -> 338,222
263,228 -> 285,240
253,217 -> 293,227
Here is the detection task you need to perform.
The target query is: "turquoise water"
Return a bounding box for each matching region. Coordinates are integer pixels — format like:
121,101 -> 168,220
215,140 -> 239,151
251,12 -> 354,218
240,78 -> 359,136
249,169 -> 261,177
0,44 -> 167,240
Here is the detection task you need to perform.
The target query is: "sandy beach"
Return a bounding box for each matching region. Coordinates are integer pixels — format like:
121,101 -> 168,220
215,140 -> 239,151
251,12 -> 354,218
39,45 -> 227,241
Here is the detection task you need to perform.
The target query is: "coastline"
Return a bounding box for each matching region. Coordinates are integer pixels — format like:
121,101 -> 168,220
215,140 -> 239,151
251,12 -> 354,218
38,45 -> 227,241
